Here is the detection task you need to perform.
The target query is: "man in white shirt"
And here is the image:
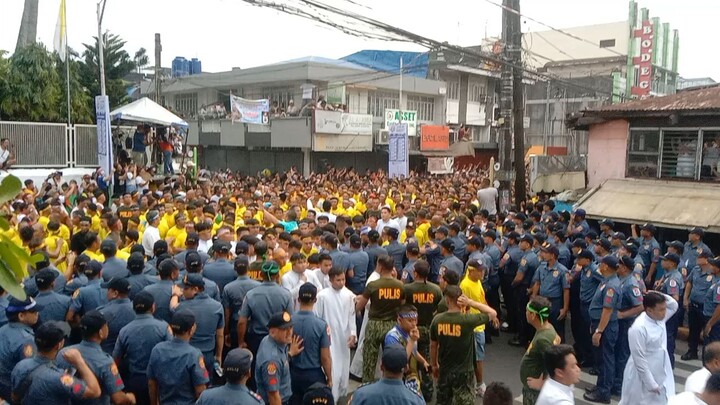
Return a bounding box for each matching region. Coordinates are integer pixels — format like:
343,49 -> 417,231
375,206 -> 399,233
536,344 -> 581,405
141,210 -> 161,257
686,342 -> 720,394
0,138 -> 15,170
476,178 -> 498,215
282,253 -> 322,310
670,373 -> 720,405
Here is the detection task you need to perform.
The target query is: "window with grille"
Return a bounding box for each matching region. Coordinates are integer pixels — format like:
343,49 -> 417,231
367,91 -> 399,117
262,87 -> 295,108
701,131 -> 720,180
469,83 -> 487,102
174,93 -> 198,114
447,81 -> 460,100
407,95 -> 435,121
627,130 -> 660,178
660,130 -> 700,179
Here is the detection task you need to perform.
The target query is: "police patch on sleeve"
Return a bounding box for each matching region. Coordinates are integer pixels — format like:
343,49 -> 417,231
72,289 -> 80,299
632,287 -> 641,297
503,254 -> 510,260
520,259 -> 527,266
23,344 -> 33,358
669,279 -> 677,287
61,374 -> 74,387
267,362 -> 277,375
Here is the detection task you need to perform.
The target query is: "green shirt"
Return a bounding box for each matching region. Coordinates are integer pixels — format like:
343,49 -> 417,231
430,312 -> 489,373
520,325 -> 560,388
363,277 -> 405,321
404,281 -> 443,327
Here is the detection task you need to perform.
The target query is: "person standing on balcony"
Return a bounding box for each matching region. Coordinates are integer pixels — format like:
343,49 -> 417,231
131,125 -> 149,167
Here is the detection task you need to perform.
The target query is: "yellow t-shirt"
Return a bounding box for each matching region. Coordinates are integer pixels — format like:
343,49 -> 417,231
83,250 -> 104,262
115,250 -> 130,261
301,247 -> 318,259
58,224 -> 71,243
416,223 -> 431,246
172,230 -> 188,252
280,262 -> 292,277
460,277 -> 487,332
44,235 -> 68,272
37,216 -> 50,231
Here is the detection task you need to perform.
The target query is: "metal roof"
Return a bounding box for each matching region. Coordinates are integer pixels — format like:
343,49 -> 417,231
599,86 -> 720,113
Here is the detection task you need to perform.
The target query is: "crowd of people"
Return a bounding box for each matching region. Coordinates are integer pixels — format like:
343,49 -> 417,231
0,164 -> 719,405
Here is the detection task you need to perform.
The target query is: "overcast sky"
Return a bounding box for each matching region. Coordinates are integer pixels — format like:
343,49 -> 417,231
1,0 -> 716,79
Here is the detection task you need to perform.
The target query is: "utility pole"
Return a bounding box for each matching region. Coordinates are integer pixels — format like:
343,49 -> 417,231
154,33 -> 162,103
498,0 -> 515,211
97,0 -> 107,96
511,0 -> 526,204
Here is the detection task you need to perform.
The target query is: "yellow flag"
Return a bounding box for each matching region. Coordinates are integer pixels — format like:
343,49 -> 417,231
53,0 -> 67,61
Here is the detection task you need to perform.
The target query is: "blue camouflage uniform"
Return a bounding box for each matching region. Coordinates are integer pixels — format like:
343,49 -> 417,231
69,279 -> 108,317
142,280 -> 175,323
614,273 -> 643,393
289,310 -> 331,402
11,356 -> 88,404
96,298 -> 135,354
588,274 -> 621,401
222,275 -> 260,346
703,278 -> 720,342
196,383 -> 263,404
255,335 -> 292,404
350,378 -> 424,405
687,265 -> 717,355
35,290 -> 71,323
203,259 -> 236,293
658,268 -> 685,368
0,323 -> 36,400
176,293 -> 224,371
56,340 -> 125,405
101,258 -> 129,281
532,261 -> 570,340
347,248 -> 370,294
146,337 -> 210,404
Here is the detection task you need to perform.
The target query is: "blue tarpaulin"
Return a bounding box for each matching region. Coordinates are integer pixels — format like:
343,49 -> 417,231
341,50 -> 428,78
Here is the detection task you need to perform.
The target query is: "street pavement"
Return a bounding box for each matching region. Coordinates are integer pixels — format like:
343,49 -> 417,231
345,332 -> 702,404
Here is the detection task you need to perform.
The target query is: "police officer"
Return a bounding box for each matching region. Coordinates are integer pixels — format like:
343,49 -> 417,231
100,240 -> 129,281
438,239 -> 464,278
196,348 -> 263,404
172,273 -> 225,382
142,257 -> 180,323
354,255 -> 405,384
126,253 -> 156,300
23,251 -> 67,297
684,227 -> 713,272
64,253 -> 90,296
614,256 -> 644,395
147,309 -> 209,404
222,255 -> 261,348
531,244 -> 570,342
482,230 -> 502,271
144,240 -> 170,276
656,252 -> 684,368
183,251 -> 221,301
66,260 -> 107,322
403,259 -> 441,402
633,223 -> 660,286
96,278 -> 135,354
619,242 -> 648,294
238,260 -> 293,390
34,269 -> 71,323
56,310 -> 136,405
599,219 -> 614,241
113,291 -> 171,405
204,240 -> 236,293
510,234 -> 539,346
347,234 -> 370,291
11,322 -> 100,404
173,232 -> 210,272
0,297 -> 39,401
702,258 -> 720,343
498,232 -> 523,334
583,256 -> 620,404
350,345 -> 424,405
684,251 -> 717,360
256,311 -> 303,405
429,285 -> 494,404
383,228 -> 406,272
290,283 -> 331,404
400,242 -> 420,284
574,249 -> 601,370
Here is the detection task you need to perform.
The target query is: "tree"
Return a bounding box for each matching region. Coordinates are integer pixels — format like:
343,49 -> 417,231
79,32 -> 138,108
0,43 -> 62,122
134,48 -> 149,73
15,0 -> 39,50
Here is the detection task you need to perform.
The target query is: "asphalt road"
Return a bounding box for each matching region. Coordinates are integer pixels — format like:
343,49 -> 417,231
344,328 -> 702,404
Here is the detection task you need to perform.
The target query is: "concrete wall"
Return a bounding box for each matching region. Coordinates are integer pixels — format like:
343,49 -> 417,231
587,119 -> 629,188
311,151 -> 387,173
199,147 -> 303,174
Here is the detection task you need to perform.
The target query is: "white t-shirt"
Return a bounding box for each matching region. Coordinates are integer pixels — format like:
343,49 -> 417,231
685,367 -> 711,394
477,187 -> 498,215
0,147 -> 9,164
669,391 -> 707,405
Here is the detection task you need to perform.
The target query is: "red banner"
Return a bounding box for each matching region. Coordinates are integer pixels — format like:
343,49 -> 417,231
631,20 -> 654,98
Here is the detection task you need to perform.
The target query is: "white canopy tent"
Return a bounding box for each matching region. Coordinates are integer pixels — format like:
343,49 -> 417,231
110,97 -> 188,128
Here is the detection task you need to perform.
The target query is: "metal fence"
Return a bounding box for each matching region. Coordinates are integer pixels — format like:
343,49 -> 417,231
0,121 -> 137,168
526,131 -> 589,155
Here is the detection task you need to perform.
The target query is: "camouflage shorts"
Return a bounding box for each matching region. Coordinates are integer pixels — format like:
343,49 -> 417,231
437,370 -> 474,405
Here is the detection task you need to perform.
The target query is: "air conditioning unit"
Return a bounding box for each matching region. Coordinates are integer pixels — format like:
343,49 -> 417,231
376,129 -> 389,145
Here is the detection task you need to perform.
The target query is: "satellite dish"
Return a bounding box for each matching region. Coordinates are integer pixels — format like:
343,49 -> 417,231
493,180 -> 500,188
493,162 -> 501,171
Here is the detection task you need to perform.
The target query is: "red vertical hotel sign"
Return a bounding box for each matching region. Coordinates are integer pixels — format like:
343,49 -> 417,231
631,20 -> 653,98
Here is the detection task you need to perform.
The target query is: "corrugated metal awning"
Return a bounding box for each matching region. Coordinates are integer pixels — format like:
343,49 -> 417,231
531,172 -> 585,193
576,178 -> 720,233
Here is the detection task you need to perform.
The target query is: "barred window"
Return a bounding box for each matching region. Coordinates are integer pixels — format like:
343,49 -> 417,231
261,87 -> 295,108
174,93 -> 198,114
367,91 -> 399,117
447,81 -> 460,100
406,95 -> 435,122
469,83 -> 487,102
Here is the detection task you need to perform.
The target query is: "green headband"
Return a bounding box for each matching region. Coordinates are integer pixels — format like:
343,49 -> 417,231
526,303 -> 550,322
261,260 -> 280,276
